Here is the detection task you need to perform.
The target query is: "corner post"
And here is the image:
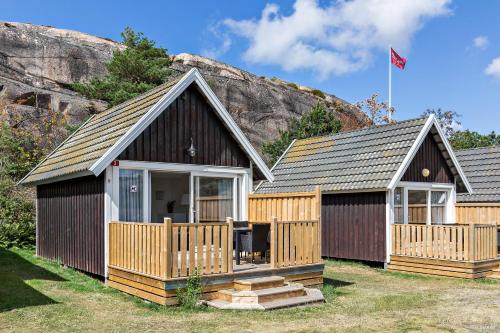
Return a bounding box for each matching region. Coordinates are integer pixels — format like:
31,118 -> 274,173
270,217 -> 277,268
163,218 -> 172,279
226,217 -> 233,273
469,223 -> 475,262
315,185 -> 322,260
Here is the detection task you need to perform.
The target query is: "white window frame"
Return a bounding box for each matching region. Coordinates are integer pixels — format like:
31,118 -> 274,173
110,161 -> 250,223
393,182 -> 455,225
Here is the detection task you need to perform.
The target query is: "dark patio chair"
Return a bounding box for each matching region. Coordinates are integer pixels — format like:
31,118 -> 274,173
240,223 -> 270,263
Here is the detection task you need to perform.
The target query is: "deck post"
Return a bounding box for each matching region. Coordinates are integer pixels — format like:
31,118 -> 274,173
270,217 -> 277,268
226,217 -> 233,273
469,223 -> 475,262
163,218 -> 172,279
315,186 -> 322,259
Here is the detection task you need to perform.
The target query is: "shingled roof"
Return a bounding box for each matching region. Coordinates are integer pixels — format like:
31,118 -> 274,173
256,115 -> 472,194
455,145 -> 500,203
20,68 -> 273,185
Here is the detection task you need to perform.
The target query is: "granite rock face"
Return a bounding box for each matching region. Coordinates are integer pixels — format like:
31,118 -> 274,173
0,22 -> 368,160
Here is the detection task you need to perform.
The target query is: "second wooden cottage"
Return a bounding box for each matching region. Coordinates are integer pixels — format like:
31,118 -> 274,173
257,116 -> 500,278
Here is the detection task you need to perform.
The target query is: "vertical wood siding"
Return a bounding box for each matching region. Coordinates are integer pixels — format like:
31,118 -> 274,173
402,132 -> 454,183
321,192 -> 386,262
37,174 -> 105,276
119,84 -> 250,168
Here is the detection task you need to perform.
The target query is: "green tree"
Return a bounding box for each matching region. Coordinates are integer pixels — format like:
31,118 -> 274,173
421,108 -> 461,137
449,130 -> 500,150
356,93 -> 395,125
262,103 -> 342,165
72,27 -> 172,107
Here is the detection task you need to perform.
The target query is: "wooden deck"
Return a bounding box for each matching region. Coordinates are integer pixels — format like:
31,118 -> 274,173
389,224 -> 499,278
108,262 -> 324,305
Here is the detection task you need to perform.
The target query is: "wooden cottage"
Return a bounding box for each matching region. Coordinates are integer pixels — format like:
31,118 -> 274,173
256,116 -> 500,278
20,68 -> 325,308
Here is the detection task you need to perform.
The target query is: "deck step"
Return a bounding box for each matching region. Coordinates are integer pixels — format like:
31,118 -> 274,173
487,265 -> 500,279
218,284 -> 305,303
233,276 -> 285,291
205,287 -> 324,310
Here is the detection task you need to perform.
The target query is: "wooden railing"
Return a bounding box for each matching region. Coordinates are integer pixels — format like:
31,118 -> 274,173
270,218 -> 321,268
456,204 -> 500,226
170,219 -> 233,278
391,224 -> 498,262
108,218 -> 233,279
248,187 -> 321,223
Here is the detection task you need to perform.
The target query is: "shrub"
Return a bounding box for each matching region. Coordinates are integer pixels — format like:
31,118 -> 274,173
176,269 -> 202,308
287,82 -> 299,90
311,89 -> 326,99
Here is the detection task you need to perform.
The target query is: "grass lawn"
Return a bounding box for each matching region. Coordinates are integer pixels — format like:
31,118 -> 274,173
1,248 -> 500,333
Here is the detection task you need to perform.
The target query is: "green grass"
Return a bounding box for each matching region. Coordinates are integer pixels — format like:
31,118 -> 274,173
1,247 -> 500,333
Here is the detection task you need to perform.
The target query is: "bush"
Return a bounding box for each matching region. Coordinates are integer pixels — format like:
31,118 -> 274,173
287,82 -> 299,90
311,89 -> 326,99
176,269 -> 202,308
0,179 -> 35,248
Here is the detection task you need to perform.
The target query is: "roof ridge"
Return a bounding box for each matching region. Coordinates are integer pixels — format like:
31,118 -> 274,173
293,116 -> 428,144
456,144 -> 500,153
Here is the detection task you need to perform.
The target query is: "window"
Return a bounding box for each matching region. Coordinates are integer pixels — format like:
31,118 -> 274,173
394,187 -> 404,224
119,169 -> 144,222
408,190 -> 428,224
195,176 -> 235,222
393,185 -> 452,225
431,191 -> 447,224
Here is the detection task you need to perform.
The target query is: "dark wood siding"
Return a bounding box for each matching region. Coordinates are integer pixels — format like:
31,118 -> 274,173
119,84 -> 250,168
402,132 -> 453,183
322,192 -> 386,262
37,174 -> 105,276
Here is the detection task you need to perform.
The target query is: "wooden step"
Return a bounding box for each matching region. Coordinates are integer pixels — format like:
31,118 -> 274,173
233,276 -> 285,291
217,284 -> 305,304
205,287 -> 324,310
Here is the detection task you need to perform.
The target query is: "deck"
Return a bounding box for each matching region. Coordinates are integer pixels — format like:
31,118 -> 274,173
106,190 -> 324,305
388,223 -> 500,278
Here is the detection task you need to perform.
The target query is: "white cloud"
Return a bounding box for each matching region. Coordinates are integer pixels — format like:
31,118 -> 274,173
218,0 -> 452,79
473,35 -> 489,50
201,23 -> 232,59
485,57 -> 500,79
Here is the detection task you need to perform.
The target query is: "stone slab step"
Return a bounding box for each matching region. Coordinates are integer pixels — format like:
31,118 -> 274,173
205,288 -> 324,310
233,276 -> 285,291
218,284 -> 305,303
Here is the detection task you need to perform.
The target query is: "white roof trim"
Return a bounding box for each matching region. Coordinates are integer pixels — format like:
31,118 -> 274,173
387,114 -> 473,193
89,68 -> 273,182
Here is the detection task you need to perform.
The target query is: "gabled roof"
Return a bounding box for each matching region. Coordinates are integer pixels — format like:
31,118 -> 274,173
455,145 -> 500,203
256,115 -> 472,194
20,68 -> 273,185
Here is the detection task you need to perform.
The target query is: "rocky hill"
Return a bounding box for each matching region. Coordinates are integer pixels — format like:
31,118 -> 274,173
0,21 -> 368,158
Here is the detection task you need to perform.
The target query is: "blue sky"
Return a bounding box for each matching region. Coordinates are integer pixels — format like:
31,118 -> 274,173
2,0 -> 499,133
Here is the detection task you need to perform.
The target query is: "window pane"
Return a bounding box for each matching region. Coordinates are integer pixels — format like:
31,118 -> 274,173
119,169 -> 143,222
196,177 -> 233,222
431,191 -> 447,224
394,187 -> 404,224
408,190 -> 427,224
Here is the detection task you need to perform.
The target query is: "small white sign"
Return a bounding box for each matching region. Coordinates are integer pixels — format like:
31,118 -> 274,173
130,185 -> 138,193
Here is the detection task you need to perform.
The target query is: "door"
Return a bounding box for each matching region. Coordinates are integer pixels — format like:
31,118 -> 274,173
193,176 -> 237,223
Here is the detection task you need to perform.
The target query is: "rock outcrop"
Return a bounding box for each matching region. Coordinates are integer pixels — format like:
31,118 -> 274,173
0,21 -> 368,159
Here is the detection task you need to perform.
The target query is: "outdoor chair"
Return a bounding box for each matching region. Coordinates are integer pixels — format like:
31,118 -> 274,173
240,223 -> 270,263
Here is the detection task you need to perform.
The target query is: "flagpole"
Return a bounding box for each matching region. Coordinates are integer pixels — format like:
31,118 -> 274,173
388,45 -> 392,122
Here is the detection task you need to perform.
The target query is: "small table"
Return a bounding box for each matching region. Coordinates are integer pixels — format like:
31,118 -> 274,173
233,227 -> 251,265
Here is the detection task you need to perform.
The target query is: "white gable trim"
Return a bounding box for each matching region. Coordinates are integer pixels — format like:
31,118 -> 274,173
387,114 -> 473,193
89,68 -> 273,182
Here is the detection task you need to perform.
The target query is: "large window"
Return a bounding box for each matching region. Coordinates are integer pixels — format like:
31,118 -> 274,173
393,186 -> 452,225
119,169 -> 144,222
195,176 -> 235,223
408,190 -> 427,224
